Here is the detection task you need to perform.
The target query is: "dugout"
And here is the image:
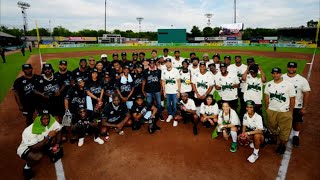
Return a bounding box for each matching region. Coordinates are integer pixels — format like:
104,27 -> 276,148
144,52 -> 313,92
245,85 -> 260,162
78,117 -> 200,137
278,27 -> 319,43
158,29 -> 187,43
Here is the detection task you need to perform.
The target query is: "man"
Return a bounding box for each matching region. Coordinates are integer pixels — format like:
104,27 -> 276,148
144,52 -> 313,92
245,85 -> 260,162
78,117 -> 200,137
112,53 -> 119,61
130,94 -> 159,132
282,62 -> 311,146
120,52 -> 128,66
116,65 -> 135,109
215,63 -> 240,111
17,110 -> 62,180
0,47 -> 5,63
176,93 -> 198,135
191,61 -> 214,113
179,60 -> 193,98
72,59 -> 90,82
28,44 -> 32,52
161,58 -> 181,126
132,52 -> 139,66
139,52 -> 146,61
88,56 -> 96,70
189,57 -> 200,77
142,58 -> 164,121
202,53 -> 213,68
100,54 -> 110,72
151,49 -> 157,59
224,55 -> 236,75
21,46 -> 25,56
172,50 -> 184,70
101,94 -> 132,138
132,63 -> 144,99
65,77 -> 87,116
212,53 -> 221,71
265,67 -> 296,155
189,52 -> 196,59
163,48 -> 172,59
13,64 -> 41,126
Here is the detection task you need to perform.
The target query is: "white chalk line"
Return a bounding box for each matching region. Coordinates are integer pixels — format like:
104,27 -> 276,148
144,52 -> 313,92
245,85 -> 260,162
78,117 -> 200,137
54,159 -> 66,180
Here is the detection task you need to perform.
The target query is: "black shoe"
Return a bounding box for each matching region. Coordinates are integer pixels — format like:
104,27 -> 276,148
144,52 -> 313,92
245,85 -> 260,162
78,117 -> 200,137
159,115 -> 164,121
193,126 -> 198,135
23,168 -> 33,180
292,136 -> 300,147
276,144 -> 286,155
154,124 -> 161,131
205,121 -> 211,128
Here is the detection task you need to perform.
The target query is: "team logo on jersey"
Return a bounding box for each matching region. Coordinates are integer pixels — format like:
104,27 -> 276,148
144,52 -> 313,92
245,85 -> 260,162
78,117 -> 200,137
22,80 -> 26,83
221,83 -> 233,91
197,80 -> 208,89
181,77 -> 191,85
147,75 -> 158,83
247,83 -> 261,92
110,111 -> 114,114
39,80 -> 43,83
165,77 -> 176,85
270,91 -> 286,103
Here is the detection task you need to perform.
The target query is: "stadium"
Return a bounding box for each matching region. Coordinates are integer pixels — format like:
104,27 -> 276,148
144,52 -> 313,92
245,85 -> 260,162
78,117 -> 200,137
0,0 -> 319,180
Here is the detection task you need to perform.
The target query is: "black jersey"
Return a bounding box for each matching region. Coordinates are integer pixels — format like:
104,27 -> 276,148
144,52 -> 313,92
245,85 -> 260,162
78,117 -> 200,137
72,68 -> 90,82
143,68 -> 162,93
130,101 -> 151,115
85,79 -> 104,98
115,75 -> 135,99
132,72 -> 143,96
101,102 -> 128,123
13,74 -> 41,105
65,85 -> 87,113
54,71 -> 72,95
35,75 -> 62,97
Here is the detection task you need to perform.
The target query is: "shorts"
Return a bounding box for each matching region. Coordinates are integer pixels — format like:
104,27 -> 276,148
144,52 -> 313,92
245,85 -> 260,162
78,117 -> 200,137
21,148 -> 31,160
293,108 -> 303,123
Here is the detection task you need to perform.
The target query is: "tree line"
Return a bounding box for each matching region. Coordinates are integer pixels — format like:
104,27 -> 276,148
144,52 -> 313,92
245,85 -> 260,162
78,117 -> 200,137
0,20 -> 317,41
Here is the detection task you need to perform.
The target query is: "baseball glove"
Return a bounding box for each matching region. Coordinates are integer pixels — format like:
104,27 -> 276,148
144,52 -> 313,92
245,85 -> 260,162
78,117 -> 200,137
238,133 -> 250,146
62,110 -> 72,126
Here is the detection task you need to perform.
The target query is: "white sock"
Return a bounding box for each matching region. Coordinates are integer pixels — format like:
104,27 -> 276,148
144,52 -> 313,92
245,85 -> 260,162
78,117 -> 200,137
24,164 -> 31,169
293,130 -> 300,136
196,107 -> 200,117
253,148 -> 259,155
231,131 -> 237,142
161,101 -> 164,107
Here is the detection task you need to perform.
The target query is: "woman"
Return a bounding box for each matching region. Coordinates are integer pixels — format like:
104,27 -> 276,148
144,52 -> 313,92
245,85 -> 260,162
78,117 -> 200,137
85,68 -> 104,111
95,61 -> 105,81
200,94 -> 219,128
241,100 -> 264,163
116,65 -> 135,109
218,101 -> 240,153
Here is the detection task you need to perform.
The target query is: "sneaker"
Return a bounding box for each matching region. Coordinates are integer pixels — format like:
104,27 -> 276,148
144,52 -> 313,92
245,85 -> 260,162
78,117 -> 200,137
292,136 -> 300,147
173,120 -> 178,127
193,126 -> 198,135
230,142 -> 238,153
249,142 -> 254,149
159,115 -> 165,122
166,115 -> 173,122
154,124 -> 161,131
78,138 -> 84,147
23,168 -> 33,180
247,153 -> 259,163
94,137 -> 104,145
276,144 -> 286,155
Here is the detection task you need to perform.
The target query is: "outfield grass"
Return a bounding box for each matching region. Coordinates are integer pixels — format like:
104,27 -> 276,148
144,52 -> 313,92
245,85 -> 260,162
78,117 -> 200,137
0,51 -> 33,101
37,46 -> 319,55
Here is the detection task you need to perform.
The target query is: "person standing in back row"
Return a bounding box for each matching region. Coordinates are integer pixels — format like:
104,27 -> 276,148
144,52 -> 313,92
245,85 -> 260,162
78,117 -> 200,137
0,47 -> 6,63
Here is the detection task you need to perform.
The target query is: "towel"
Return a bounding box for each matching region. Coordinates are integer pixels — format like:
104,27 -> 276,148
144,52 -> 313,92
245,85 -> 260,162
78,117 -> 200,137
32,115 -> 55,134
120,74 -> 133,84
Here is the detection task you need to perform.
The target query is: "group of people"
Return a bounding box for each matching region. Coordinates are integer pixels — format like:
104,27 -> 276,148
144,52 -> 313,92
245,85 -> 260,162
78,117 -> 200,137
14,48 -> 310,179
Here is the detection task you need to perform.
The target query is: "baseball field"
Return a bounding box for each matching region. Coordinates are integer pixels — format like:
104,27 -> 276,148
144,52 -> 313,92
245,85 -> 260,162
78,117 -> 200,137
0,46 -> 319,180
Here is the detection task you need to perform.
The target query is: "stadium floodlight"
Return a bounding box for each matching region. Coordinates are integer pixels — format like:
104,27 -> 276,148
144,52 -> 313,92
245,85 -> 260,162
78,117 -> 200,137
136,17 -> 144,33
17,1 -> 31,35
204,13 -> 213,27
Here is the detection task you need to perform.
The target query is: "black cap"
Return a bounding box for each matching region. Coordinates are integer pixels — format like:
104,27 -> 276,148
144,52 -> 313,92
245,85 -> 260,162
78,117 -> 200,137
135,94 -> 144,100
247,57 -> 255,63
76,77 -> 84,83
39,109 -> 50,116
132,52 -> 138,56
174,50 -> 180,53
59,60 -> 67,65
224,55 -> 231,60
249,64 -> 259,73
79,59 -> 87,63
134,63 -> 143,69
199,61 -> 206,66
149,58 -> 156,64
213,53 -> 220,59
220,63 -> 227,68
91,68 -> 98,73
104,71 -> 110,76
287,62 -> 297,68
113,53 -> 119,57
208,63 -> 216,67
43,63 -> 53,70
271,67 -> 282,73
123,65 -> 130,69
163,48 -> 169,52
182,59 -> 189,65
246,100 -> 255,107
189,52 -> 196,56
165,58 -> 172,62
139,52 -> 145,56
22,64 -> 32,70
121,52 -> 126,56
77,104 -> 86,111
151,49 -> 157,53
235,55 -> 241,59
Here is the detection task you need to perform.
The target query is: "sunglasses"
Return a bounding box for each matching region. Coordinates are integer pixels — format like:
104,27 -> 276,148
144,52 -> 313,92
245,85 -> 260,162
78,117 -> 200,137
79,110 -> 86,113
89,60 -> 95,62
43,68 -> 51,71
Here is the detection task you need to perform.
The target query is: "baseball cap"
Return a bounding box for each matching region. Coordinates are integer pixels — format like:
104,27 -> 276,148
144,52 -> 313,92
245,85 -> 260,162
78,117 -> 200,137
182,59 -> 189,65
249,64 -> 259,73
213,53 -> 220,59
224,55 -> 231,60
199,61 -> 206,66
139,52 -> 145,56
134,63 -> 143,69
121,52 -> 127,56
247,57 -> 255,63
190,52 -> 196,57
163,48 -> 169,52
43,63 -> 53,70
181,92 -> 188,97
132,52 -> 138,56
165,58 -> 172,62
235,55 -> 241,59
22,64 -> 32,70
149,58 -> 156,64
271,67 -> 282,73
208,63 -> 216,67
122,65 -> 130,69
59,60 -> 67,65
76,77 -> 84,83
157,55 -> 164,60
287,62 -> 297,68
101,54 -> 107,58
246,100 -> 255,107
220,63 -> 227,68
112,53 -> 119,57
77,104 -> 86,111
203,53 -> 209,58
91,68 -> 98,73
79,59 -> 87,63
174,50 -> 180,53
39,109 -> 50,116
151,49 -> 157,53
135,94 -> 144,100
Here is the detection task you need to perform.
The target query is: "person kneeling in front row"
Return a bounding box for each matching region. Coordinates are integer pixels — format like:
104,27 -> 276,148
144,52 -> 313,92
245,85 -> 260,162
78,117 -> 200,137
17,110 -> 62,180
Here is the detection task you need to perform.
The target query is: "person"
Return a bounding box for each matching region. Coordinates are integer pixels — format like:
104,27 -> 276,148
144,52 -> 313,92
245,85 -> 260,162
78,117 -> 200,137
130,94 -> 159,132
273,43 -> 277,52
102,72 -> 115,104
212,53 -> 221,71
100,54 -> 110,72
179,60 -> 193,98
101,94 -> 132,139
17,109 -> 62,180
176,93 -> 198,135
161,58 -> 181,126
71,105 -> 104,146
64,77 -> 87,116
202,53 -> 213,68
215,63 -> 240,111
242,64 -> 266,117
88,57 -> 96,71
240,100 -> 264,163
282,62 -> 311,146
200,94 -> 219,128
110,60 -> 123,80
112,53 -> 119,61
13,64 -> 41,126
95,61 -> 105,80
191,61 -> 214,112
21,46 -> 25,56
0,47 -> 5,63
139,52 -> 146,61
28,44 -> 32,52
120,52 -> 128,66
132,63 -> 144,99
132,52 -> 139,67
72,59 -> 90,82
163,48 -> 172,59
189,52 -> 196,59
172,50 -> 184,70
223,55 -> 234,73
151,49 -> 158,59
189,57 -> 200,77
265,67 -> 296,155
116,65 -> 135,109
142,58 -> 164,121
85,68 -> 104,111
217,101 -> 240,153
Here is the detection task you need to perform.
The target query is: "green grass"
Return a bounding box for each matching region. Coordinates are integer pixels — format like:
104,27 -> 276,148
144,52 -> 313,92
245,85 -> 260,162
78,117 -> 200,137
0,51 -> 33,101
37,46 -> 319,55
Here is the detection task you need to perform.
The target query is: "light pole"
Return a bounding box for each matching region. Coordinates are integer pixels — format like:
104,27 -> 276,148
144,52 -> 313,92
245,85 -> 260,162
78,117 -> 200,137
204,13 -> 213,27
105,0 -> 107,32
17,1 -> 30,35
136,17 -> 144,33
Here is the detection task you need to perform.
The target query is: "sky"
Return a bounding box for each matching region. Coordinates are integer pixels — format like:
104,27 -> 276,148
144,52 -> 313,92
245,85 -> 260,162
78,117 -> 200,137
0,0 -> 319,32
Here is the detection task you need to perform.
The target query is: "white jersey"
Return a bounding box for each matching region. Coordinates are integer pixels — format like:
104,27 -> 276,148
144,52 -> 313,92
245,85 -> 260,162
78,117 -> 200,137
229,64 -> 248,90
282,74 -> 311,108
192,71 -> 214,98
215,63 -> 220,72
163,55 -> 173,60
215,72 -> 240,101
243,112 -> 264,131
218,108 -> 240,126
209,71 -> 221,94
188,65 -> 200,77
161,68 -> 180,94
200,102 -> 219,115
17,119 -> 61,157
172,57 -> 184,70
179,69 -> 192,93
264,79 -> 296,112
243,76 -> 263,104
180,98 -> 197,111
158,64 -> 166,71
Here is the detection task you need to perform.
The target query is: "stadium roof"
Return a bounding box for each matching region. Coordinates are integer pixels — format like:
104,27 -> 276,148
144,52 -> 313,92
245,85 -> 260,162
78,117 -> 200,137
0,31 -> 15,38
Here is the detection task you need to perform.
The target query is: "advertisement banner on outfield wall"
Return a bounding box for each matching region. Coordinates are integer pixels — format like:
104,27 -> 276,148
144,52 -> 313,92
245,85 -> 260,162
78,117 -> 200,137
224,41 -> 243,45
